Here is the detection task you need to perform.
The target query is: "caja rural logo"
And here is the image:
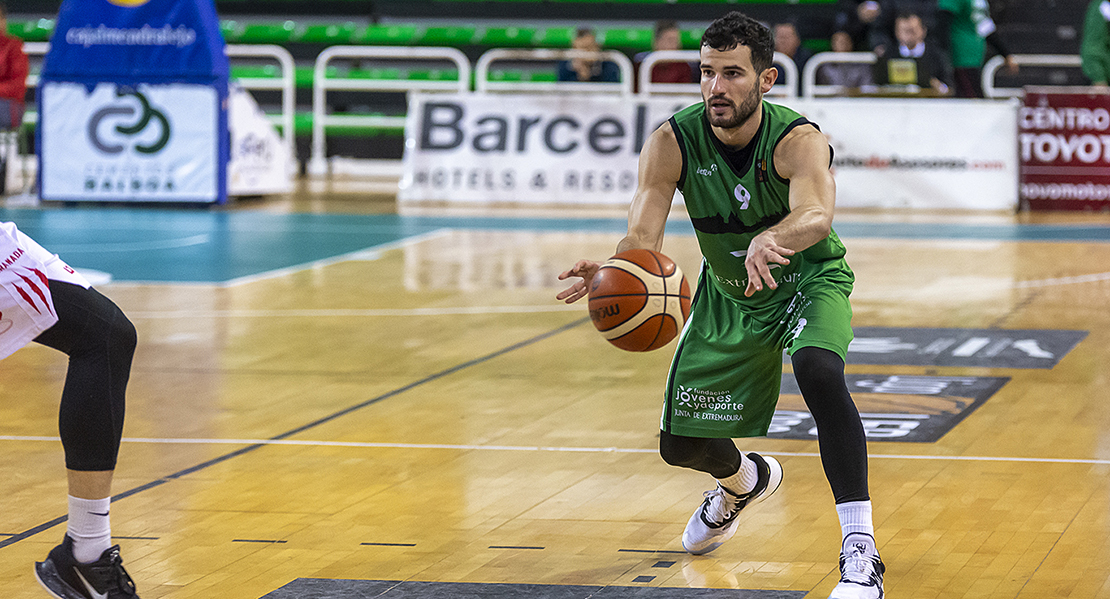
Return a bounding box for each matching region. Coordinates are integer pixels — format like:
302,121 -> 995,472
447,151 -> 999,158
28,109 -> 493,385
88,89 -> 171,155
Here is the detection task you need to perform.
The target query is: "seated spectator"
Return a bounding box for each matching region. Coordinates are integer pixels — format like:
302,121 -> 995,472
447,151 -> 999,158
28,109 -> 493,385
873,11 -> 952,94
0,2 -> 28,195
817,31 -> 875,90
773,21 -> 814,94
634,20 -> 697,91
557,27 -> 621,83
0,2 -> 27,131
834,0 -> 896,53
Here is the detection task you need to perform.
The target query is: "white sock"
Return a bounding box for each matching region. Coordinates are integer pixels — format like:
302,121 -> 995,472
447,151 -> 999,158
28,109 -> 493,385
67,496 -> 112,564
836,500 -> 874,540
716,453 -> 759,495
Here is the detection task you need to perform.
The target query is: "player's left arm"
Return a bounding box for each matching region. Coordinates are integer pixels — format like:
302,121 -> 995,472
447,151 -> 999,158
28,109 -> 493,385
742,125 -> 836,297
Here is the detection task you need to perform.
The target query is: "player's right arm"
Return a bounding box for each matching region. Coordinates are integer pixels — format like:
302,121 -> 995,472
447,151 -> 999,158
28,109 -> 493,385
556,122 -> 682,304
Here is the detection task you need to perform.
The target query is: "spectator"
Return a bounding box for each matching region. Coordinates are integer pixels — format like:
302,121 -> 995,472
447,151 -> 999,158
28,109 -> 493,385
873,11 -> 952,94
0,2 -> 28,131
1081,0 -> 1110,86
772,21 -> 813,93
817,30 -> 875,90
936,0 -> 1017,98
557,27 -> 621,83
833,0 -> 896,53
634,20 -> 697,91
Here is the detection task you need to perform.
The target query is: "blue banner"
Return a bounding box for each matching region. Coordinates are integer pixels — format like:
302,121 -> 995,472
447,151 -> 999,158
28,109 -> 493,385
38,0 -> 230,204
42,0 -> 228,83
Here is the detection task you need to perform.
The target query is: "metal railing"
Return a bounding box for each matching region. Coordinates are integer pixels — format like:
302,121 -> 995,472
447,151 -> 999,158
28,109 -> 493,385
225,44 -> 296,158
19,42 -> 296,151
637,50 -> 798,99
475,48 -> 633,95
308,46 -> 471,175
801,52 -> 876,99
983,54 -> 1082,99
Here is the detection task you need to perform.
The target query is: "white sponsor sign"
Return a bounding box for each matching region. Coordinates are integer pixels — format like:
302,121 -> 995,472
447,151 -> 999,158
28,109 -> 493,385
400,92 -> 695,205
40,81 -> 219,202
228,84 -> 295,196
401,93 -> 1019,210
791,98 -> 1019,210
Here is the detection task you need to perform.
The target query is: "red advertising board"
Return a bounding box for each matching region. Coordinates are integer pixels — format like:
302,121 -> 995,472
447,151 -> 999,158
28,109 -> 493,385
1021,86 -> 1110,211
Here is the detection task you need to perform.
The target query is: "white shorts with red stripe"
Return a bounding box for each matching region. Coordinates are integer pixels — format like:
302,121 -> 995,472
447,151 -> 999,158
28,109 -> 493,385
0,222 -> 90,360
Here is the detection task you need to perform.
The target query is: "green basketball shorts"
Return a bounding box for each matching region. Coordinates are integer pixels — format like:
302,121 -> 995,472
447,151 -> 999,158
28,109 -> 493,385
660,266 -> 853,439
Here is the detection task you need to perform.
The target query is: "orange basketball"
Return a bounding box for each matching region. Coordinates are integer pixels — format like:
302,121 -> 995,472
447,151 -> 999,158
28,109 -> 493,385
587,249 -> 691,352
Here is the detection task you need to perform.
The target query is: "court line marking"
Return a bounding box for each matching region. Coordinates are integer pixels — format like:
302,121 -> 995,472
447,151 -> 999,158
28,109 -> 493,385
0,316 -> 591,550
100,228 -> 455,288
116,265 -> 1110,319
125,305 -> 583,318
220,227 -> 452,287
48,234 -> 211,253
1,436 -> 1106,466
1016,271 -> 1110,288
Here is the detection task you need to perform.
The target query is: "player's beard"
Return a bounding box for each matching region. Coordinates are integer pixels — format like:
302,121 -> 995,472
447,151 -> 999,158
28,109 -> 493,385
704,82 -> 762,129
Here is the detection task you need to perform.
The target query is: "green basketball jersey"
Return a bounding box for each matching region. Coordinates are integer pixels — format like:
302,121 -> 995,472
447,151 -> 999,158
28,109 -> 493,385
669,101 -> 853,321
938,0 -> 991,68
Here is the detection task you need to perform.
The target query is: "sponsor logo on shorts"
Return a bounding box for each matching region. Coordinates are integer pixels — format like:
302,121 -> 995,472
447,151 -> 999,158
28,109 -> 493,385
673,385 -> 744,421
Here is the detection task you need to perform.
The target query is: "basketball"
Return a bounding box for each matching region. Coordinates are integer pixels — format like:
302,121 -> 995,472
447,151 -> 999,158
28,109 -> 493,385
587,249 -> 691,352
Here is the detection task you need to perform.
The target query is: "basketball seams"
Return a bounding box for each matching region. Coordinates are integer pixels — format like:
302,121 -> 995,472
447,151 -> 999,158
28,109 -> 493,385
587,249 -> 691,352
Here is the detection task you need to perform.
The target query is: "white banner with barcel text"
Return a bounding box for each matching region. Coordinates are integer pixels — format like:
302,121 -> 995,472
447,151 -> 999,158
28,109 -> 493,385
400,92 -> 697,204
401,93 -> 1019,210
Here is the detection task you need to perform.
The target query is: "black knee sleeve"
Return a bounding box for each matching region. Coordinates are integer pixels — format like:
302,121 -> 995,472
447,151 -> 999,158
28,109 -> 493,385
34,282 -> 137,471
791,346 -> 869,503
659,430 -> 741,478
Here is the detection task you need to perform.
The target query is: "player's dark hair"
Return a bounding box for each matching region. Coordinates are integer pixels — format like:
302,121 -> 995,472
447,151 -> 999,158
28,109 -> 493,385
701,11 -> 775,73
0,3 -> 7,19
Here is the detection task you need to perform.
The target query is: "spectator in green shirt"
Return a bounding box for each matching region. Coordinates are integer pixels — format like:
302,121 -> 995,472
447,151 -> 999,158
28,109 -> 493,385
936,0 -> 1017,97
1082,0 -> 1110,86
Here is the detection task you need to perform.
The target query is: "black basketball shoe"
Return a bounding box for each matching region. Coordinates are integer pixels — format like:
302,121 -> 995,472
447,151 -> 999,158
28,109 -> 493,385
34,536 -> 140,599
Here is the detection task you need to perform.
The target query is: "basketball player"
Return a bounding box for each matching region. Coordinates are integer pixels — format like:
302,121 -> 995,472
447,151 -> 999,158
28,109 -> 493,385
557,12 -> 883,599
1,222 -> 141,598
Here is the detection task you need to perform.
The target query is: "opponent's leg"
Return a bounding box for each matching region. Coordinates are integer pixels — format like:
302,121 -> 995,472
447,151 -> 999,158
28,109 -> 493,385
31,281 -> 140,599
792,346 -> 882,599
660,431 -> 782,555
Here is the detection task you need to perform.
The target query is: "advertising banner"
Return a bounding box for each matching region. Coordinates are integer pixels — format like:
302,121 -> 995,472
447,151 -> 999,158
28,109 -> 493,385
40,82 -> 219,202
228,84 -> 296,196
401,93 -> 1019,210
1019,87 -> 1110,211
793,98 -> 1019,210
38,0 -> 229,204
400,93 -> 696,205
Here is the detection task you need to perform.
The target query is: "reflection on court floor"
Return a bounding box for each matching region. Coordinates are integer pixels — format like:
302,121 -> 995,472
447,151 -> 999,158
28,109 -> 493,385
262,578 -> 806,598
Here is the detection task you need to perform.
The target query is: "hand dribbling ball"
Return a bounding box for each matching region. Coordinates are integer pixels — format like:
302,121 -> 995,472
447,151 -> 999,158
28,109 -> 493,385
587,249 -> 691,352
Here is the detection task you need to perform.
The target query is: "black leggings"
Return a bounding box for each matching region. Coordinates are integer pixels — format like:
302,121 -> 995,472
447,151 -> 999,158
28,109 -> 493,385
33,281 -> 136,471
658,347 -> 869,504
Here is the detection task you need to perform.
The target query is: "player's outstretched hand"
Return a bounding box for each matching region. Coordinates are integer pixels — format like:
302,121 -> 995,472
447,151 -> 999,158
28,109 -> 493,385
743,233 -> 794,297
556,259 -> 603,304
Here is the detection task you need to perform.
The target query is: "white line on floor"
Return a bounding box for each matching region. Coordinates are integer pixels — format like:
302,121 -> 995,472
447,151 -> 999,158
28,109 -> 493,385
1,436 -> 1106,465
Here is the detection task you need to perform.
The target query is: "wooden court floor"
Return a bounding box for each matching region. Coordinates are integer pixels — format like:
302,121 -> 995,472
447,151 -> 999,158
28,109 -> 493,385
2,191 -> 1110,598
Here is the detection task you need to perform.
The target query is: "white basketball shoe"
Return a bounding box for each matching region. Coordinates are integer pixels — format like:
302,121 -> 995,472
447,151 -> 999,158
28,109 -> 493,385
830,533 -> 885,599
681,452 -> 783,555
